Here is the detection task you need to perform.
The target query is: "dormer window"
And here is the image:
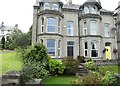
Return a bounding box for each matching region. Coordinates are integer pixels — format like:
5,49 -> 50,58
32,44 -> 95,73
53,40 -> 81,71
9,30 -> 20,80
91,6 -> 97,14
84,6 -> 89,14
44,3 -> 50,10
52,4 -> 58,10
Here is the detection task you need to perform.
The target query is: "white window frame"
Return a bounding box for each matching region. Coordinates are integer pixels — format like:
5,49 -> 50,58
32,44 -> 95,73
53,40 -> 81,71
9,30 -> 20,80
47,18 -> 57,33
104,23 -> 110,37
52,4 -> 58,10
44,3 -> 50,10
58,40 -> 61,57
84,6 -> 89,14
90,20 -> 98,35
91,6 -> 97,14
47,39 -> 56,56
91,41 -> 99,58
84,42 -> 88,57
67,21 -> 74,36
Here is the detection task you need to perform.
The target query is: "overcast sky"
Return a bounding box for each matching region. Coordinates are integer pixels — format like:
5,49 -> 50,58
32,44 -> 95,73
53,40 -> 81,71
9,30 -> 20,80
0,0 -> 119,33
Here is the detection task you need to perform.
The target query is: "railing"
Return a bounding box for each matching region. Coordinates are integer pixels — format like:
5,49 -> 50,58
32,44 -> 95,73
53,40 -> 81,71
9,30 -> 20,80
93,59 -> 120,66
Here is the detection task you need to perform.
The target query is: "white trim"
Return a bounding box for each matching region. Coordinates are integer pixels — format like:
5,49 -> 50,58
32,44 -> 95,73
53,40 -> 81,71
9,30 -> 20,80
44,3 -> 50,10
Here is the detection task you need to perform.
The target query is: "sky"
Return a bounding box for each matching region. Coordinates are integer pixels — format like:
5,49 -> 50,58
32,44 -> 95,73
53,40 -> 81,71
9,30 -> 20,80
0,0 -> 119,33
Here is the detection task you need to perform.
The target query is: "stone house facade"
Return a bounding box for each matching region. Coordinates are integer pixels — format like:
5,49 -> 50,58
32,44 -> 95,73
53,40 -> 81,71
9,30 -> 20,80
115,1 -> 120,59
32,0 -> 118,59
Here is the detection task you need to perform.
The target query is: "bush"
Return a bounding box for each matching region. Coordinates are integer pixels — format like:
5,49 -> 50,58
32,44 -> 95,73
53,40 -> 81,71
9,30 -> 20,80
62,57 -> 79,75
19,43 -> 49,84
49,59 -> 65,75
75,71 -> 101,85
101,71 -> 118,85
20,60 -> 49,84
85,58 -> 98,71
76,56 -> 85,63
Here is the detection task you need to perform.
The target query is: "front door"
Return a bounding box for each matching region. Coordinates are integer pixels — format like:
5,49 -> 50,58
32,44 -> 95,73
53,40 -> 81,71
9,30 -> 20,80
67,46 -> 73,57
67,41 -> 74,57
105,46 -> 111,60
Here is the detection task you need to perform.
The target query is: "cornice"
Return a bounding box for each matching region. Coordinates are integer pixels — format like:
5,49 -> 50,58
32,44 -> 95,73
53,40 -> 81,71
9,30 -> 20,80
38,10 -> 64,18
38,33 -> 63,37
79,14 -> 102,20
80,35 -> 102,38
62,8 -> 79,13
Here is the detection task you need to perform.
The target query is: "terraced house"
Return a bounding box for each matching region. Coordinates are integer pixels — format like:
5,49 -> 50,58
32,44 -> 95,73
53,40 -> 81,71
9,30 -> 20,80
115,1 -> 120,59
32,0 -> 118,60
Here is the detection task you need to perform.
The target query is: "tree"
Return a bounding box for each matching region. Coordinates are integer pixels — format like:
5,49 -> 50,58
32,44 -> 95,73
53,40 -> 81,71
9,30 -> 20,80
15,33 -> 31,48
27,25 -> 32,45
5,36 -> 12,49
1,36 -> 5,49
5,27 -> 32,49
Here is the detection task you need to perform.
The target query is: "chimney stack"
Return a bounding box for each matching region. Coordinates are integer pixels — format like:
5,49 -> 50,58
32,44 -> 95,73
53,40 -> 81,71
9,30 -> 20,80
1,22 -> 4,27
98,0 -> 101,5
67,0 -> 72,5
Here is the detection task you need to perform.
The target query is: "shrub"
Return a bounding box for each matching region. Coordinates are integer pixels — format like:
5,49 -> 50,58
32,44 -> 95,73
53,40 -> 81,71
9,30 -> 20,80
76,56 -> 85,63
72,71 -> 101,85
85,58 -> 98,71
19,43 -> 49,84
101,71 -> 118,85
49,59 -> 65,75
20,60 -> 49,84
62,57 -> 79,75
85,58 -> 92,62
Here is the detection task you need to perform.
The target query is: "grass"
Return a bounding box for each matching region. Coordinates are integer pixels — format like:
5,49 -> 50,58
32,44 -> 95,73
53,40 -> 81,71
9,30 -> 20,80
0,50 -> 23,74
44,76 -> 77,85
98,65 -> 120,74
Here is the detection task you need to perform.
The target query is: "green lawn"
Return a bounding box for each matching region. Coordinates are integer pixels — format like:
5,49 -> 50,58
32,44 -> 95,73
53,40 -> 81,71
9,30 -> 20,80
0,50 -> 23,74
44,76 -> 77,85
98,65 -> 120,74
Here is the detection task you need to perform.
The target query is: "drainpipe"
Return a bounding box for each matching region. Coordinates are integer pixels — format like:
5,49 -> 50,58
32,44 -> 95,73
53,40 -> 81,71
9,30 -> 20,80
36,8 -> 38,43
78,11 -> 80,56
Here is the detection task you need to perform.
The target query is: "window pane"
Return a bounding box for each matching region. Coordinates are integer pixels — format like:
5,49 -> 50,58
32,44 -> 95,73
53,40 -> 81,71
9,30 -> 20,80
67,21 -> 73,36
90,21 -> 97,35
91,41 -> 98,57
91,50 -> 98,57
52,4 -> 58,10
84,6 -> 89,14
47,18 -> 57,33
85,42 -> 88,49
104,23 -> 110,37
44,3 -> 50,10
85,50 -> 87,56
91,7 -> 97,14
47,39 -> 55,56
